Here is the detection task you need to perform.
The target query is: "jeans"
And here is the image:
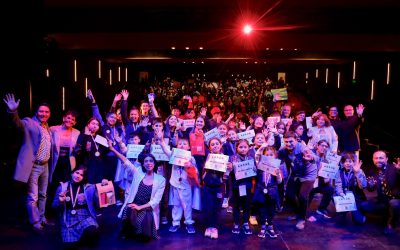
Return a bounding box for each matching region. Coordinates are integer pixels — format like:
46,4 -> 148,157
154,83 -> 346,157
202,185 -> 223,228
360,198 -> 400,227
27,163 -> 49,224
286,178 -> 314,220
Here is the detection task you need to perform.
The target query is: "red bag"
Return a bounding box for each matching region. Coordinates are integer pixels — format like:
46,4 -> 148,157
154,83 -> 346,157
189,132 -> 205,156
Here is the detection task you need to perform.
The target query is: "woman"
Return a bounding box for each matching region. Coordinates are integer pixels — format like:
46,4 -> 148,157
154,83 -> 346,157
110,144 -> 166,240
307,113 -> 338,154
52,166 -> 104,249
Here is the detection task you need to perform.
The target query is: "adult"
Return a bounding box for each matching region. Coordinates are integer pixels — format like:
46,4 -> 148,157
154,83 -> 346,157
339,104 -> 365,158
362,150 -> 400,234
4,93 -> 53,232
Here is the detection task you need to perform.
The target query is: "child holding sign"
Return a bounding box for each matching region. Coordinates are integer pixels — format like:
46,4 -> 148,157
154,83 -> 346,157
229,139 -> 257,235
334,152 -> 367,225
159,137 -> 199,234
202,137 -> 232,239
253,146 -> 282,238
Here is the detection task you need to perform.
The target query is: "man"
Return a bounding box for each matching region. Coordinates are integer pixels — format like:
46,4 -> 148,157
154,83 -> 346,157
362,150 -> 400,235
208,106 -> 222,129
4,93 -> 53,232
339,104 -> 364,158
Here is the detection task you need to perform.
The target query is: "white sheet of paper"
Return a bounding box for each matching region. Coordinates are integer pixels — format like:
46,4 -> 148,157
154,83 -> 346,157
204,128 -> 221,142
257,156 -> 281,176
327,154 -> 342,166
333,192 -> 357,212
169,148 -> 192,167
126,144 -> 145,159
237,130 -> 255,140
95,135 -> 109,147
239,185 -> 247,197
204,153 -> 229,172
150,145 -> 170,161
234,160 -> 257,180
318,162 -> 340,179
306,117 -> 313,129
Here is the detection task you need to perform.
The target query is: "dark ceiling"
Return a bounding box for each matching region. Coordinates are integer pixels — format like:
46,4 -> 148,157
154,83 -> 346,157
8,0 -> 400,64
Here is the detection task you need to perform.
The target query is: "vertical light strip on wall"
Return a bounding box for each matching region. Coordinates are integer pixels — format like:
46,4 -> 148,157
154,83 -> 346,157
98,60 -> 102,79
109,69 -> 112,85
74,60 -> 77,82
352,61 -> 356,80
62,86 -> 65,111
387,63 -> 391,85
305,72 -> 308,84
29,80 -> 32,113
85,77 -> 88,96
315,69 -> 319,78
337,72 -> 341,88
325,68 -> 329,84
118,67 -> 121,82
125,67 -> 128,82
46,69 -> 50,78
371,79 -> 375,100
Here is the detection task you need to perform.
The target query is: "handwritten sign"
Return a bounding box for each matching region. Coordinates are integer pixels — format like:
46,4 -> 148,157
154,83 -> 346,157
281,118 -> 292,126
94,135 -> 109,147
318,162 -> 340,179
204,154 -> 229,172
204,128 -> 221,143
306,117 -> 313,129
333,192 -> 357,212
234,160 -> 257,180
257,155 -> 281,176
237,129 -> 256,145
169,148 -> 192,167
151,145 -> 170,162
182,119 -> 195,130
327,154 -> 342,166
126,144 -> 145,159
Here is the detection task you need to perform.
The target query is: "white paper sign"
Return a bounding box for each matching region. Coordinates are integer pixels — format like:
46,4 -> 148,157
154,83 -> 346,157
204,154 -> 229,172
257,155 -> 281,176
333,192 -> 357,212
306,117 -> 313,129
327,154 -> 342,166
237,130 -> 255,140
126,144 -> 145,159
95,135 -> 109,147
204,128 -> 221,142
151,145 -> 170,161
169,148 -> 192,167
234,160 -> 257,180
281,118 -> 292,126
318,162 -> 340,179
181,119 -> 195,130
239,184 -> 247,197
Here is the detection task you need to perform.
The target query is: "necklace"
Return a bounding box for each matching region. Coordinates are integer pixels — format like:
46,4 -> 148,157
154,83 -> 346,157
90,134 -> 100,157
69,183 -> 81,215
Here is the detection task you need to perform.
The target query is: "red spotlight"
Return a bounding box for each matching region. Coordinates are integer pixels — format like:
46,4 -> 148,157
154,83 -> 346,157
243,24 -> 253,35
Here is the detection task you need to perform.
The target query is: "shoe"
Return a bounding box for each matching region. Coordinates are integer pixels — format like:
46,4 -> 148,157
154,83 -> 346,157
249,216 -> 258,225
307,215 -> 317,222
161,216 -> 168,225
266,225 -> 278,238
226,206 -> 233,213
32,222 -> 44,234
116,200 -> 123,206
210,228 -> 218,239
41,218 -> 55,227
232,224 -> 240,234
169,225 -> 180,232
204,228 -> 211,237
384,225 -> 395,235
296,220 -> 305,230
258,225 -> 267,238
222,198 -> 229,208
243,223 -> 252,235
287,215 -> 297,221
186,224 -> 196,234
316,209 -> 331,219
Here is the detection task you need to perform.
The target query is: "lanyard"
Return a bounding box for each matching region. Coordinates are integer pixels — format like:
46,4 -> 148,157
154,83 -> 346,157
263,171 -> 271,187
90,135 -> 99,152
69,184 -> 81,209
343,171 -> 353,190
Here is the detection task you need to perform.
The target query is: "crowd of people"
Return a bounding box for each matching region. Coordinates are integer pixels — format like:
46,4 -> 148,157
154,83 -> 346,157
3,79 -> 400,248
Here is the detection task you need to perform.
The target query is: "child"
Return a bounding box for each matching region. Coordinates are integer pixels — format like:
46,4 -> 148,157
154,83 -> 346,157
160,137 -> 200,234
253,146 -> 282,238
52,166 -> 104,249
334,152 -> 367,224
229,139 -> 257,235
202,137 -> 232,239
222,129 -> 238,209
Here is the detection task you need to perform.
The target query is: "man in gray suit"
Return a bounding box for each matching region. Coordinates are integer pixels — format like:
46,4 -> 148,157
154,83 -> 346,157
4,93 -> 53,232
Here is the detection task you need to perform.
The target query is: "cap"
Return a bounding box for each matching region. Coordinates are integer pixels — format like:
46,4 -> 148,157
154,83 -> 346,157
210,107 -> 221,116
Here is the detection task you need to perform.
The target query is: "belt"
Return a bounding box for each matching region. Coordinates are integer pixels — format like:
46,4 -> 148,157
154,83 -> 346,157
33,160 -> 48,165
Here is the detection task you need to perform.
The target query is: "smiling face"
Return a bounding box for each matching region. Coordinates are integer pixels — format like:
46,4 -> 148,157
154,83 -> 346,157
143,156 -> 155,172
195,117 -> 205,129
36,105 -> 51,123
209,138 -> 222,153
63,114 -> 76,129
168,115 -> 178,127
106,113 -> 117,126
236,140 -> 249,156
177,138 -> 190,150
218,124 -> 228,136
71,169 -> 84,183
373,151 -> 388,169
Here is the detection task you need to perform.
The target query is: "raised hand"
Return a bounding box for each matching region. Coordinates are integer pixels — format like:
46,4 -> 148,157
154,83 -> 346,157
139,117 -> 149,127
3,93 -> 20,112
356,104 -> 365,116
87,89 -> 96,103
121,89 -> 129,100
393,157 -> 400,170
113,93 -> 122,102
200,107 -> 207,117
353,160 -> 362,173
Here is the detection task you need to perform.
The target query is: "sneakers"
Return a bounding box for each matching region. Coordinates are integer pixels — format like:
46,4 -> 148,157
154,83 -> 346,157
161,216 -> 168,225
316,209 -> 331,219
186,224 -> 196,234
243,223 -> 252,235
210,228 -> 218,239
266,225 -> 278,238
222,198 -> 229,208
204,228 -> 212,237
307,215 -> 317,222
226,206 -> 233,213
249,216 -> 258,225
169,225 -> 180,232
296,220 -> 305,230
232,224 -> 240,234
258,225 -> 267,238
